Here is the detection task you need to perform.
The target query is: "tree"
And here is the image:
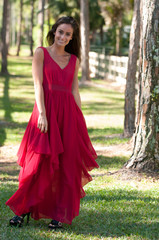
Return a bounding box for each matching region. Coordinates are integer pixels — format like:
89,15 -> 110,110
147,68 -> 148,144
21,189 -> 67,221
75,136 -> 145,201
80,0 -> 90,81
124,0 -> 140,137
10,1 -> 16,47
89,0 -> 105,44
98,0 -> 133,55
17,0 -> 23,56
6,0 -> 10,54
45,0 -> 51,30
49,0 -> 80,20
125,0 -> 159,171
30,0 -> 35,56
98,0 -> 124,55
1,0 -> 9,74
38,0 -> 45,46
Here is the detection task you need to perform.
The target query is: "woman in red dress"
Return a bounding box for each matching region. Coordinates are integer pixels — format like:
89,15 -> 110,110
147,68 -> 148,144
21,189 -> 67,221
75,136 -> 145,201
6,16 -> 99,229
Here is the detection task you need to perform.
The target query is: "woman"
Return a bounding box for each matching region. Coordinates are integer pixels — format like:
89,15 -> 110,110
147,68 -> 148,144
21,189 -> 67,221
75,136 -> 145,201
6,16 -> 99,229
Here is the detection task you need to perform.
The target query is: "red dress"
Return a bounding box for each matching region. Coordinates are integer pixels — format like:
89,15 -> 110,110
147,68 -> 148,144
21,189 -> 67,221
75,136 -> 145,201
6,46 -> 99,224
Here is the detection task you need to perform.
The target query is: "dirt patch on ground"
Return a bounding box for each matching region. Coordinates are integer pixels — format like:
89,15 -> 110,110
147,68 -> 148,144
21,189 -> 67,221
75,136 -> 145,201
0,144 -> 19,163
95,140 -> 133,157
109,168 -> 159,182
0,140 -> 159,182
79,79 -> 126,93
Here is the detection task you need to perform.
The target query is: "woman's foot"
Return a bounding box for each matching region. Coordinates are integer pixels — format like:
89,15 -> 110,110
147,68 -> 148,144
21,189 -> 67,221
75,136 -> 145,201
48,219 -> 63,229
9,212 -> 31,227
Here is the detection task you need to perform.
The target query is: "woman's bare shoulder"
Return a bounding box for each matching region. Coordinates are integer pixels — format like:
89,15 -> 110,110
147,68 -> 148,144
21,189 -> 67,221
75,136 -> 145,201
33,47 -> 44,61
75,56 -> 80,67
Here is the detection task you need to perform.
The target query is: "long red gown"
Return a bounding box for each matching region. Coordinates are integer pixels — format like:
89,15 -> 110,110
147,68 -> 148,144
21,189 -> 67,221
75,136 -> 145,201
6,46 -> 99,224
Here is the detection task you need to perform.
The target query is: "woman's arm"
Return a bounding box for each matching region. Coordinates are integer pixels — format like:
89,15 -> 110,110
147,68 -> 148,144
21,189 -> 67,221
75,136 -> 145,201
32,48 -> 48,133
72,57 -> 81,110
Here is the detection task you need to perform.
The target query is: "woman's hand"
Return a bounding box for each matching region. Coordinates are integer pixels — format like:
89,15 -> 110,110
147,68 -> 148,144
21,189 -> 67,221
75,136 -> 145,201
37,113 -> 48,133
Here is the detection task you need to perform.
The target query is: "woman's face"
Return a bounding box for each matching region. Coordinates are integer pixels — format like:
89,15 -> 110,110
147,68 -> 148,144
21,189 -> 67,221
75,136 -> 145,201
54,24 -> 73,47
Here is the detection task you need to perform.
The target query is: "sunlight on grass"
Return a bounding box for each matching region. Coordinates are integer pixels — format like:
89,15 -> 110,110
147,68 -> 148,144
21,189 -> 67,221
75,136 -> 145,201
0,54 -> 125,146
80,85 -> 124,116
9,45 -> 36,57
0,174 -> 159,240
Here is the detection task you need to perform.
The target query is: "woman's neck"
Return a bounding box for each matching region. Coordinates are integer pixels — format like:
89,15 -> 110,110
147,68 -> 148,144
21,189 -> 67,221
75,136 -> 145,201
49,44 -> 66,56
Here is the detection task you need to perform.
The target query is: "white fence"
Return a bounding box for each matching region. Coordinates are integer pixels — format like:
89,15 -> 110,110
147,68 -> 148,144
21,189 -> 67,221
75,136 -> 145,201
89,51 -> 129,84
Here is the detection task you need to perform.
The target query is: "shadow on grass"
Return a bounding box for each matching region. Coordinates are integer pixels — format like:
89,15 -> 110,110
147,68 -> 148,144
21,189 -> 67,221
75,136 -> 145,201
0,96 -> 34,114
95,155 -> 128,171
72,189 -> 159,239
88,127 -> 128,145
0,75 -> 12,146
88,127 -> 123,135
82,101 -> 124,115
0,74 -> 34,146
0,146 -> 157,239
2,75 -> 13,122
0,120 -> 28,146
1,184 -> 158,240
0,127 -> 6,147
79,84 -> 124,115
79,84 -> 124,100
0,162 -> 20,181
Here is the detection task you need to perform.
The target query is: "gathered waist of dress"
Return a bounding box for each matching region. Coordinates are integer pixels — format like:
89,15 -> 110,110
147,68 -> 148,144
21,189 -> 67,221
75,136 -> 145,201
43,84 -> 72,93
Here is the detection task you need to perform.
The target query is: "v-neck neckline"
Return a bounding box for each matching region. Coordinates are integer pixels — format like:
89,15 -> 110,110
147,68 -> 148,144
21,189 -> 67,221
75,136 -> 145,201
45,48 -> 72,70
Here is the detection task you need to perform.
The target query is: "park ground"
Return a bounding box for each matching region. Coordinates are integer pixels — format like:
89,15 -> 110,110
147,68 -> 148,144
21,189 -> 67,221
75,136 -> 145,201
0,52 -> 159,240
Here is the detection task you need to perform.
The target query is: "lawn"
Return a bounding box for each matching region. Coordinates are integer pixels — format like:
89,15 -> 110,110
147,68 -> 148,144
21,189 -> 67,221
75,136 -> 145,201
0,50 -> 159,240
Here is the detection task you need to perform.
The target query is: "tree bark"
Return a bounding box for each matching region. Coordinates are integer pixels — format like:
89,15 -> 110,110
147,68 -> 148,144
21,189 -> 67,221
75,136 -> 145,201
100,25 -> 103,44
80,0 -> 90,81
115,13 -> 123,56
124,0 -> 141,137
1,0 -> 9,74
30,0 -> 35,56
125,0 -> 159,171
38,0 -> 45,46
6,1 -> 10,55
11,2 -> 16,46
46,0 -> 51,30
16,0 -> 23,56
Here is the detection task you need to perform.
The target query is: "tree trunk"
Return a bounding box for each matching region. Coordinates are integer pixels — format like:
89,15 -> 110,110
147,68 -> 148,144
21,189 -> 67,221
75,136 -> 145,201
30,0 -> 35,56
38,0 -> 45,46
125,0 -> 159,171
100,25 -> 103,45
16,0 -> 23,56
46,0 -> 51,30
11,2 -> 16,46
90,29 -> 96,44
1,0 -> 9,74
124,0 -> 141,137
6,1 -> 10,54
115,13 -> 123,56
115,26 -> 120,56
80,0 -> 90,81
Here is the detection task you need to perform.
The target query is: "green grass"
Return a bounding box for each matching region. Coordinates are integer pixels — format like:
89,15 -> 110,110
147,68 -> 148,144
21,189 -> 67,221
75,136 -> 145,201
0,50 -> 159,240
0,159 -> 159,240
0,53 -> 126,146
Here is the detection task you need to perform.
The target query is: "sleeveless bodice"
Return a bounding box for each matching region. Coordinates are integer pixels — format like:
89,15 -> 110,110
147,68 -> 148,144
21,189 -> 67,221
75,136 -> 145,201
41,47 -> 77,93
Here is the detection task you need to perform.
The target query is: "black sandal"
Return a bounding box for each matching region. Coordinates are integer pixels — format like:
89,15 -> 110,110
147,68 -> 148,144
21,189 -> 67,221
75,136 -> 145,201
9,212 -> 31,227
48,220 -> 63,229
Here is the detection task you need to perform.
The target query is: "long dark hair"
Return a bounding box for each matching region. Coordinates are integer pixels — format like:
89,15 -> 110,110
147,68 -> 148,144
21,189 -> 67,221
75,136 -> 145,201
46,16 -> 81,62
